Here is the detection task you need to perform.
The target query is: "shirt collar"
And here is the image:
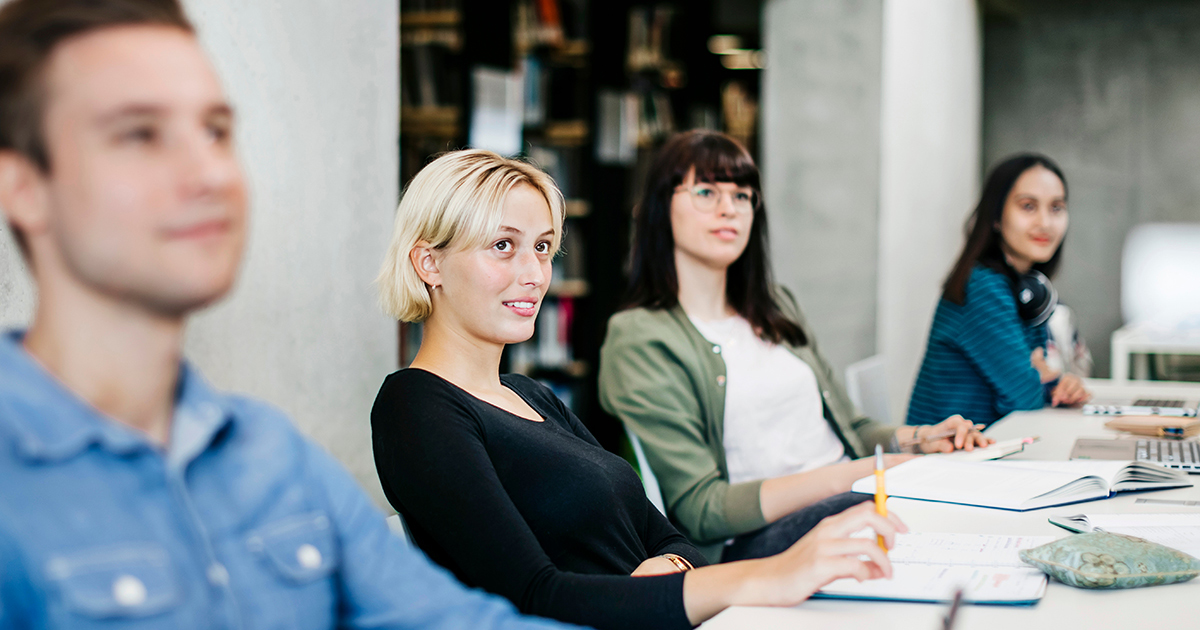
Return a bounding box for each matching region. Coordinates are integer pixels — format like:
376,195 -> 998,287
0,330 -> 233,467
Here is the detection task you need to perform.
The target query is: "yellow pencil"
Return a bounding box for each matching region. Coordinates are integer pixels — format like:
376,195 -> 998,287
874,444 -> 888,551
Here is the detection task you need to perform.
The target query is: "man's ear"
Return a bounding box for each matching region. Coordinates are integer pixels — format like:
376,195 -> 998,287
409,240 -> 442,289
0,151 -> 50,240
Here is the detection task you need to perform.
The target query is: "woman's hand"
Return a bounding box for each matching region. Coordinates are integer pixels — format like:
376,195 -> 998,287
742,502 -> 908,607
631,555 -> 685,577
896,415 -> 993,453
1051,373 -> 1091,407
1030,347 -> 1060,383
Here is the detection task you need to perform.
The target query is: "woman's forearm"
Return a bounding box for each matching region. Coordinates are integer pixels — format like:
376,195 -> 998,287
758,459 -> 871,523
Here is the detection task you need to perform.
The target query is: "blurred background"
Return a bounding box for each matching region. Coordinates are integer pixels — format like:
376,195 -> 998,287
1,0 -> 1198,506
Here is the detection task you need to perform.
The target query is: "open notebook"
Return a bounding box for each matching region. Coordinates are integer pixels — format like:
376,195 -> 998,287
814,533 -> 1052,605
1049,513 -> 1200,558
850,458 -> 1192,511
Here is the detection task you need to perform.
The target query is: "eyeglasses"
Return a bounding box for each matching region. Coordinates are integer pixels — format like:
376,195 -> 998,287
674,184 -> 761,214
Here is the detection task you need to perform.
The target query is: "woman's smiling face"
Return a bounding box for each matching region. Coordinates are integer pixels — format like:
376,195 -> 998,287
998,165 -> 1068,273
429,184 -> 556,346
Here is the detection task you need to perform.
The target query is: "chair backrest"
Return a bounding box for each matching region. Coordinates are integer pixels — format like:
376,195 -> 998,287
845,354 -> 891,425
1122,222 -> 1200,325
624,426 -> 667,515
386,513 -> 411,547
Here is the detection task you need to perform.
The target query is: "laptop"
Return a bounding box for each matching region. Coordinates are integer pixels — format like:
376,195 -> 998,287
1083,397 -> 1199,418
1072,437 -> 1200,473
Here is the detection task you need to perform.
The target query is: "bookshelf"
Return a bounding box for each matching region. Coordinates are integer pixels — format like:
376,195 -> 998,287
399,0 -> 764,451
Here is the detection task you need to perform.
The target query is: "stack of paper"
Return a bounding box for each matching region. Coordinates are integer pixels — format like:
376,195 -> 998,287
815,533 -> 1053,605
1049,513 -> 1200,558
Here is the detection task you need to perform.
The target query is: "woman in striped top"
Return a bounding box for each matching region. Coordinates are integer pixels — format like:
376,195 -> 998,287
907,154 -> 1091,427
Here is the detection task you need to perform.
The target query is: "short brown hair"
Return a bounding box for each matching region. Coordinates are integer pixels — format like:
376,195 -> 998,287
0,0 -> 194,259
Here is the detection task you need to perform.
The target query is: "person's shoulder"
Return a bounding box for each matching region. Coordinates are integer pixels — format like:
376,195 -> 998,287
964,265 -> 1015,305
374,368 -> 461,407
605,306 -> 688,347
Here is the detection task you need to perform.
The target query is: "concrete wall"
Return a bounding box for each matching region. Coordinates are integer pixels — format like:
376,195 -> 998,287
878,0 -> 981,422
762,0 -> 884,376
983,0 -> 1200,377
0,0 -> 399,506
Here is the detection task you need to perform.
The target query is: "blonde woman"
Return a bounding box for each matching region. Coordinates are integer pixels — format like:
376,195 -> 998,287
371,150 -> 906,630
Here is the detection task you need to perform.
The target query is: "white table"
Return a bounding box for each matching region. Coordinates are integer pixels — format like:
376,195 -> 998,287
1110,324 -> 1200,382
700,379 -> 1200,630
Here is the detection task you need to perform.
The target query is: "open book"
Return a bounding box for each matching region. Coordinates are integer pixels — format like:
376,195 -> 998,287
851,458 -> 1192,511
814,533 -> 1052,605
1049,513 -> 1200,558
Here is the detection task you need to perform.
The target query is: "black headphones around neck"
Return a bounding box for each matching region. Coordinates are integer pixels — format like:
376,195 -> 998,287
1015,270 -> 1057,326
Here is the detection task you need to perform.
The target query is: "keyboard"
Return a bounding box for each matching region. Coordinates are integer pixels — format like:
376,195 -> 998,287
1138,439 -> 1200,472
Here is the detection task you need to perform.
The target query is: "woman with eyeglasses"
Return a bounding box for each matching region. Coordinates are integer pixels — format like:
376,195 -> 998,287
598,130 -> 989,565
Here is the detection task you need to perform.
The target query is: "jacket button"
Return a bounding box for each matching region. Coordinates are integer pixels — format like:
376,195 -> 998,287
717,375 -> 726,386
712,345 -> 721,354
822,390 -> 831,399
113,575 -> 147,607
297,544 -> 323,569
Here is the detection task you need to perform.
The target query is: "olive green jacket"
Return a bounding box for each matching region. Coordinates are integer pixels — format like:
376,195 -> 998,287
598,290 -> 895,562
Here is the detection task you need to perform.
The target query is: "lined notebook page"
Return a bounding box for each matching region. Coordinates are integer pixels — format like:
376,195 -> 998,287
816,533 -> 1054,604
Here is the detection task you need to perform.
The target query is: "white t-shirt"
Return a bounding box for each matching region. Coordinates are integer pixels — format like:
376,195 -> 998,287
690,315 -> 848,485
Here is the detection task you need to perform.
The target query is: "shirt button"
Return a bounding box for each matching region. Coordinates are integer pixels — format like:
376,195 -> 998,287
296,544 -> 322,569
207,562 -> 229,586
716,375 -> 726,386
112,575 -> 147,607
822,390 -> 831,400
712,345 -> 721,354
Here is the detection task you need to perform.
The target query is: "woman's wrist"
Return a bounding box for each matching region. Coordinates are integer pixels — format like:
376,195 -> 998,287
662,553 -> 694,572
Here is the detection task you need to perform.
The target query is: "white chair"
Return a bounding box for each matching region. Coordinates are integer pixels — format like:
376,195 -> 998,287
386,513 -> 412,547
1112,223 -> 1200,381
845,354 -> 891,425
624,426 -> 667,515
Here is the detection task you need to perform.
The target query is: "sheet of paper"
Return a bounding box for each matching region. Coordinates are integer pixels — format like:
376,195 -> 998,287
817,564 -> 1048,604
884,533 -> 1056,568
985,459 -> 1128,483
851,458 -> 1088,509
933,437 -> 1031,463
1082,513 -> 1200,558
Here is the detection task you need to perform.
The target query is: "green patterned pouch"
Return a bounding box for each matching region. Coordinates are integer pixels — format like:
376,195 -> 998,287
1019,532 -> 1200,589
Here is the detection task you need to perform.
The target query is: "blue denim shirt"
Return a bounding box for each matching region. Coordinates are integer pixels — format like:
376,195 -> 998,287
0,331 -> 579,630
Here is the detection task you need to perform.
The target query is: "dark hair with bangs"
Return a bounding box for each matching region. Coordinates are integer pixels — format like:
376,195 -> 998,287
622,129 -> 806,346
943,153 -> 1068,305
0,0 -> 193,261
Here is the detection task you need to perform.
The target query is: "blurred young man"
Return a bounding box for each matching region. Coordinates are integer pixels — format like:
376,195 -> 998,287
0,1 -> 575,628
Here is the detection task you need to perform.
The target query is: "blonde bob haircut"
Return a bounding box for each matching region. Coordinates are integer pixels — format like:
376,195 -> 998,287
378,149 -> 565,323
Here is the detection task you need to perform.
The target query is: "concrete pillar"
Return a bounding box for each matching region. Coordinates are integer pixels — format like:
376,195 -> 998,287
877,0 -> 982,422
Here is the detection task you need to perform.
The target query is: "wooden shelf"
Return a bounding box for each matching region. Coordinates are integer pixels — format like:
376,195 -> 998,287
542,120 -> 589,146
564,199 -> 590,218
547,278 -> 589,298
400,106 -> 460,138
400,10 -> 461,29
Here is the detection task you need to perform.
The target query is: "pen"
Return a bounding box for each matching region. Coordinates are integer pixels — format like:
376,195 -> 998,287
874,444 -> 887,551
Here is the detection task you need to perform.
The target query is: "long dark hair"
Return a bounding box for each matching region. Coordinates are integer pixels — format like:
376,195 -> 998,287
943,153 -> 1068,305
622,129 -> 806,346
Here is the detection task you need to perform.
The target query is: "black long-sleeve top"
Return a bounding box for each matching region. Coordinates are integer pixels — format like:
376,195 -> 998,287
371,369 -> 707,630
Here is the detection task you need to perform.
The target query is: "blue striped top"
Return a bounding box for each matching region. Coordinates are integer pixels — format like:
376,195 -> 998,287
906,265 -> 1049,427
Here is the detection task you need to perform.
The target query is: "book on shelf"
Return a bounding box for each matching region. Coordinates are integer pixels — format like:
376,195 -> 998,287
596,90 -> 638,165
469,66 -> 524,156
508,298 -> 575,375
851,457 -> 1192,511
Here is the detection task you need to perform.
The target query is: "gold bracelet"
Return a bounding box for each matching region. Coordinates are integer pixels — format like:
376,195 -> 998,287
662,553 -> 694,572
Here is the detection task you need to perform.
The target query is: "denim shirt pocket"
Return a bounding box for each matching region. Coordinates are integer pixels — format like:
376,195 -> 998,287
246,511 -> 339,584
45,543 -> 181,620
